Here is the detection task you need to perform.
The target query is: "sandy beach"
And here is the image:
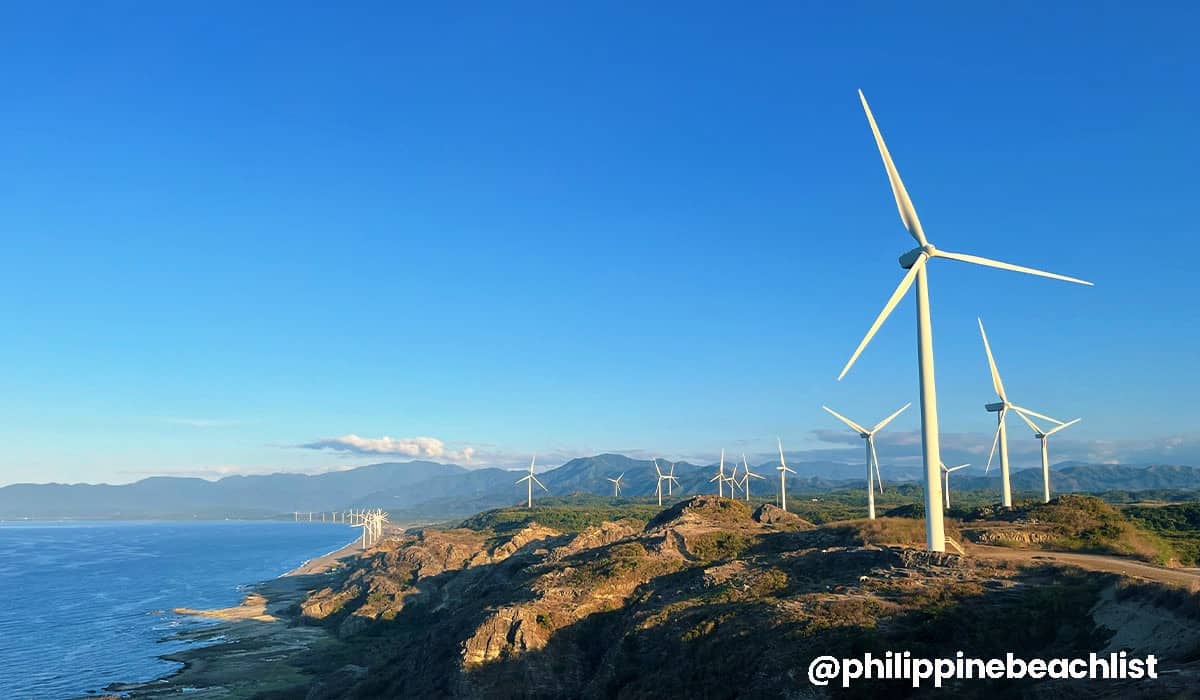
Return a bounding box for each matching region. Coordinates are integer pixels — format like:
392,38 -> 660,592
101,535 -> 366,700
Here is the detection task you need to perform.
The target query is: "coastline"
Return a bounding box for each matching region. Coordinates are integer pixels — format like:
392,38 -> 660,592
101,536 -> 366,699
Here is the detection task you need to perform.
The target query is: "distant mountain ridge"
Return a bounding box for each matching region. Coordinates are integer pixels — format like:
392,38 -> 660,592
0,457 -> 1196,520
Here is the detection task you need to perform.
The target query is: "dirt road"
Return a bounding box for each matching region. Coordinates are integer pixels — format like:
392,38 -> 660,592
969,543 -> 1200,588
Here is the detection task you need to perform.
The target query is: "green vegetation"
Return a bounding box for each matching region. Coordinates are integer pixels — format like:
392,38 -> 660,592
458,497 -> 664,534
687,531 -> 754,561
984,495 -> 1177,564
1124,502 -> 1200,566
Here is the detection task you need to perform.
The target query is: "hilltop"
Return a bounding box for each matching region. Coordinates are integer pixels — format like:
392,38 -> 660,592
122,495 -> 1200,699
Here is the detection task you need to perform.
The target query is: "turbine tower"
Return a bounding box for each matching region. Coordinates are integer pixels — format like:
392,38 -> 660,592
607,472 -> 624,498
978,318 -> 1067,508
837,90 -> 1093,551
1014,412 -> 1081,503
940,462 -> 970,509
822,403 -> 911,519
776,437 -> 796,511
516,454 -> 548,508
739,454 -> 764,501
709,449 -> 727,497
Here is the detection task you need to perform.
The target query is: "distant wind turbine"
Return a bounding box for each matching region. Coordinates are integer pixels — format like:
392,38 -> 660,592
940,462 -> 970,509
666,462 -> 679,496
978,318 -> 1067,508
776,438 -> 797,511
725,461 -> 742,498
516,454 -> 548,508
739,454 -> 764,501
709,449 -> 727,498
607,472 -> 625,498
1013,412 -> 1081,503
836,90 -> 1093,551
653,459 -> 670,506
822,403 -> 910,519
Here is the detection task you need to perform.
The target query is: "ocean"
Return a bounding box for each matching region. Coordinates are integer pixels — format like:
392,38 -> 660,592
0,520 -> 357,700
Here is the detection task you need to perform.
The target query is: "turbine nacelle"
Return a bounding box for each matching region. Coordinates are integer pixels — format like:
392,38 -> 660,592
898,245 -> 933,269
984,402 -> 1006,413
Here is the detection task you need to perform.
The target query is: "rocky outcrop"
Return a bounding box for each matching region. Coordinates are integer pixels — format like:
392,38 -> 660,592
964,528 -> 1057,546
752,503 -> 816,528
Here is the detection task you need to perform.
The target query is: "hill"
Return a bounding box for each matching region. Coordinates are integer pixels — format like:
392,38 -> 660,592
126,496 -> 1200,699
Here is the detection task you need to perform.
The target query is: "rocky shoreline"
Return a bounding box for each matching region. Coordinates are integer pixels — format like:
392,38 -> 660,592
99,538 -> 365,700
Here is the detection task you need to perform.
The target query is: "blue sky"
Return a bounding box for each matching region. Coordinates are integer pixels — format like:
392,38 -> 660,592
1,3 -> 1197,485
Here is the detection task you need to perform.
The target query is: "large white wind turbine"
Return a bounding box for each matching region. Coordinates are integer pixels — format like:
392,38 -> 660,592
837,90 -> 1093,551
776,438 -> 797,511
940,463 -> 970,509
710,449 -> 727,498
516,454 -> 548,509
1013,411 -> 1081,503
739,454 -> 764,501
607,472 -> 625,498
822,403 -> 910,520
978,318 -> 1068,508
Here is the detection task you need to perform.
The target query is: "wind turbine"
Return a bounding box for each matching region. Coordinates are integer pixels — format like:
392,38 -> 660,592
836,90 -> 1093,551
607,472 -> 625,498
977,318 -> 1068,508
739,455 -> 765,501
666,462 -> 680,496
653,460 -> 671,506
725,461 -> 742,498
709,449 -> 727,497
822,403 -> 910,519
776,437 -> 797,511
940,462 -> 970,509
516,454 -> 548,508
1013,411 -> 1081,503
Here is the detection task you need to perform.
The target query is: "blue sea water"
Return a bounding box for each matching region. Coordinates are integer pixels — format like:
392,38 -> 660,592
0,520 -> 357,700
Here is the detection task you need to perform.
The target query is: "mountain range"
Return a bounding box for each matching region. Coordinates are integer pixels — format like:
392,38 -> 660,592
1,455 -> 1198,520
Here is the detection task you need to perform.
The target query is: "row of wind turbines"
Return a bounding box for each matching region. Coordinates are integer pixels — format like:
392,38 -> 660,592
515,91 -> 1089,555
832,90 -> 1091,551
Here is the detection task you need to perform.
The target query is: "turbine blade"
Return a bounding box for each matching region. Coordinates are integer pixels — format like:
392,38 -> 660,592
871,402 -> 911,433
1010,404 -> 1066,426
777,437 -> 787,467
1045,418 -> 1081,436
977,318 -> 1007,402
870,440 -> 884,493
858,89 -> 928,246
934,250 -> 1093,287
1013,407 -> 1043,435
822,405 -> 868,434
984,421 -> 1001,474
532,475 -> 548,492
948,463 -> 970,472
837,257 -> 924,381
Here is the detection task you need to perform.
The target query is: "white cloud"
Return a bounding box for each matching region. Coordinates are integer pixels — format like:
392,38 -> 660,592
298,434 -> 477,463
